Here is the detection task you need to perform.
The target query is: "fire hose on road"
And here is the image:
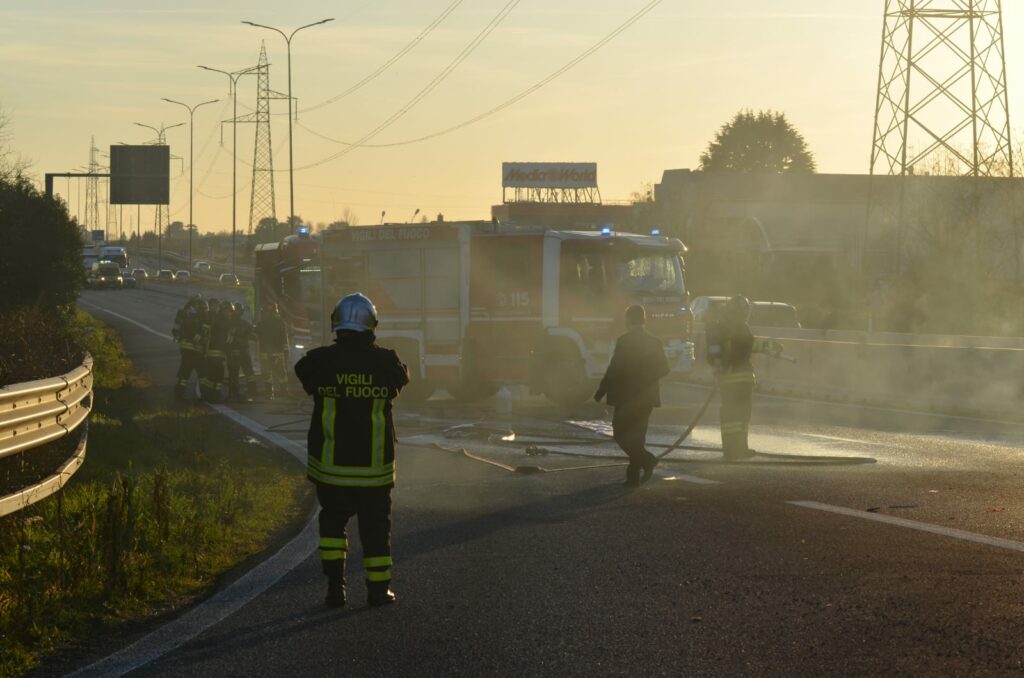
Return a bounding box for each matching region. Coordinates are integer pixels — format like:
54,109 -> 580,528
439,381 -> 876,474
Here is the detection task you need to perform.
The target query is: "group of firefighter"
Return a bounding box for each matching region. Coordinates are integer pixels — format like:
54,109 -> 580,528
170,287 -> 778,610
172,295 -> 291,403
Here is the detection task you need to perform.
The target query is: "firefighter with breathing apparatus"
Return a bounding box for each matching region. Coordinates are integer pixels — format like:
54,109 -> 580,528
294,293 -> 410,608
705,295 -> 783,460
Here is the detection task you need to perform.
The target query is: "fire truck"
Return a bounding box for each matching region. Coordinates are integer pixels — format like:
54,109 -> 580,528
254,231 -> 320,355
256,221 -> 694,404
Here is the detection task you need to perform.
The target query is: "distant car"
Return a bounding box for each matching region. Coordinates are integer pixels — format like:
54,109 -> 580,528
194,261 -> 212,273
131,268 -> 148,280
119,268 -> 137,289
175,270 -> 191,283
218,273 -> 240,286
156,269 -> 176,282
749,301 -> 802,329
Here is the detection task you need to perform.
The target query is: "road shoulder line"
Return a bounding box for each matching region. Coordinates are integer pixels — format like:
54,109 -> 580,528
788,500 -> 1024,554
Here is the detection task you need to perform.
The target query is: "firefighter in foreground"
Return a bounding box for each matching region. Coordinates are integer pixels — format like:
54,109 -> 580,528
295,293 -> 410,608
706,295 -> 783,460
594,304 -> 670,487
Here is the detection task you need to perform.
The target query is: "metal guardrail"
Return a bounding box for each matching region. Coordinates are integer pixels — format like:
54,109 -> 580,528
0,355 -> 93,517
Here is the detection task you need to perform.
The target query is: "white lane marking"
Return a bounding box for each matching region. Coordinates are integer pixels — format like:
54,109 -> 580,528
208,404 -> 307,463
789,501 -> 1024,554
78,300 -> 174,341
72,404 -> 315,677
69,303 -> 319,676
69,519 -> 317,678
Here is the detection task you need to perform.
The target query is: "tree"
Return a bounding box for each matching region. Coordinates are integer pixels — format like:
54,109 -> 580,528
0,176 -> 85,312
0,105 -> 30,182
699,110 -> 816,174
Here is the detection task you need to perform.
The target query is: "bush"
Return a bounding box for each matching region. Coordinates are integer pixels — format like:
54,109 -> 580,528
0,176 -> 84,314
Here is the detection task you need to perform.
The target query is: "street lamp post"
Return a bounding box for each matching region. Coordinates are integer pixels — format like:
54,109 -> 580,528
242,18 -> 333,233
134,121 -> 185,273
198,64 -> 258,277
161,98 -> 219,275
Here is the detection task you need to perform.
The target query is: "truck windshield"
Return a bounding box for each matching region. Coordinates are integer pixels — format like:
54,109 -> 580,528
616,252 -> 684,296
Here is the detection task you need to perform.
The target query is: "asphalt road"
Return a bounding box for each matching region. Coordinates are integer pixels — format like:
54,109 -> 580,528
58,288 -> 1024,676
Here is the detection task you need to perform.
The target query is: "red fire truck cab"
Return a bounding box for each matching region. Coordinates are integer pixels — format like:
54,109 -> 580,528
312,221 -> 694,404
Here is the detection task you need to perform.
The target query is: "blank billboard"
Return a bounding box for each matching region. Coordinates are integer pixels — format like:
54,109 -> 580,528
110,145 -> 169,205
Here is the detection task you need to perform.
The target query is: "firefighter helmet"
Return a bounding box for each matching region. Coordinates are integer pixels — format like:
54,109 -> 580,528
331,293 -> 378,333
726,295 -> 751,321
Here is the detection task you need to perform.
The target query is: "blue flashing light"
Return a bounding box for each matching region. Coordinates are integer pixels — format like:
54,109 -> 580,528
298,226 -> 311,236
600,226 -> 612,236
651,228 -> 661,236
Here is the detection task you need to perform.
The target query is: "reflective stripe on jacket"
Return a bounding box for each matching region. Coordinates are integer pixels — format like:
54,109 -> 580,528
295,334 -> 410,488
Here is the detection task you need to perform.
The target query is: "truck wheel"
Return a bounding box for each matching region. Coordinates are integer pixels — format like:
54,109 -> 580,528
541,343 -> 592,406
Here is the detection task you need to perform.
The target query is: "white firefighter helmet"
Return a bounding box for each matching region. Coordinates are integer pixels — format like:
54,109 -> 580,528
331,293 -> 379,332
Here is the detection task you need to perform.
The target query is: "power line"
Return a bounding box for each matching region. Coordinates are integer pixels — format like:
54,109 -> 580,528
293,0 -> 521,171
299,0 -> 466,114
239,0 -> 465,116
296,0 -> 663,152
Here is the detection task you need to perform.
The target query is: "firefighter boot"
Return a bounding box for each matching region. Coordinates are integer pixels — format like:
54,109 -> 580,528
624,462 -> 641,488
641,451 -> 658,484
367,581 -> 396,608
323,560 -> 346,608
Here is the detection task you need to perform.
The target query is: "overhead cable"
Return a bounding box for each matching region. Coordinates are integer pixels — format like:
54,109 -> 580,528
298,0 -> 467,115
293,0 -> 521,171
296,0 -> 664,152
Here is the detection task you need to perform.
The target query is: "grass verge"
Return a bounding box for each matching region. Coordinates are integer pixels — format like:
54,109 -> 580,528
0,311 -> 310,677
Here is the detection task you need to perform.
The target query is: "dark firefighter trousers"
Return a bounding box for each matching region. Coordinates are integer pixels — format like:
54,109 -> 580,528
316,484 -> 393,589
227,349 -> 256,397
260,351 -> 289,396
202,350 -> 227,402
612,403 -> 654,481
175,347 -> 204,398
720,380 -> 753,458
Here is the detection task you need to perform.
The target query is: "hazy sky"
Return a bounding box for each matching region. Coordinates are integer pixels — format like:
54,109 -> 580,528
2,1 -> 1023,234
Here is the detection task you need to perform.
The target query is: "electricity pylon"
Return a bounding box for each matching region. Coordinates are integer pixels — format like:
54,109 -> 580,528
242,43 -> 287,233
866,0 -> 1016,278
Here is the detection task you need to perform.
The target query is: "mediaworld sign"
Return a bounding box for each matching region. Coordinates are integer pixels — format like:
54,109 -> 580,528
502,162 -> 597,189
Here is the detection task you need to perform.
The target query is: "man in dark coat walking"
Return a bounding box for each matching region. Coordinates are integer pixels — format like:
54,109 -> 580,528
594,304 -> 670,487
